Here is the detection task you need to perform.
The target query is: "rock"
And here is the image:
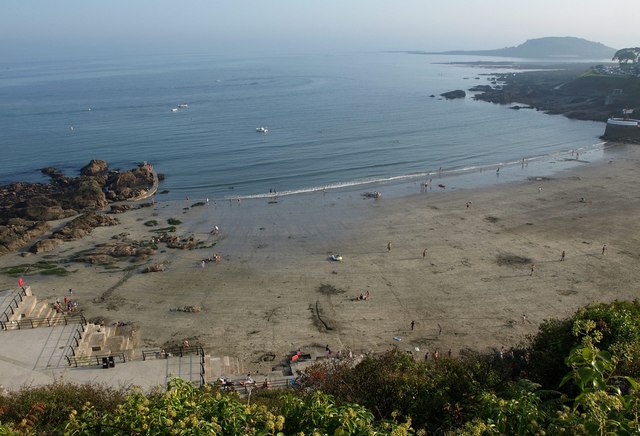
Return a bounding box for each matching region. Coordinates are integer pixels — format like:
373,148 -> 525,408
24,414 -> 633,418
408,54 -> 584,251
29,238 -> 64,253
54,213 -> 119,241
109,204 -> 132,214
440,90 -> 466,99
0,161 -> 155,257
105,165 -> 154,201
65,178 -> 108,209
0,219 -> 50,254
80,160 -> 108,177
143,263 -> 166,273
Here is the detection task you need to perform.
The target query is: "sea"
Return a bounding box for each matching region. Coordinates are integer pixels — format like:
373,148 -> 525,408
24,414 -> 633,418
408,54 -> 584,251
0,52 -> 608,201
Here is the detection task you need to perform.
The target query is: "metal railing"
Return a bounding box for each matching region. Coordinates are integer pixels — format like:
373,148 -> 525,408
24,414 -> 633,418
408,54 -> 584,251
66,352 -> 127,368
0,287 -> 27,325
142,344 -> 205,360
141,345 -> 206,387
1,312 -> 86,331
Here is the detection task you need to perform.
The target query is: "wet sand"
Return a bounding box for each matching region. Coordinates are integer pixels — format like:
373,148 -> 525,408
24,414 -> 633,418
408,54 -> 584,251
2,142 -> 639,371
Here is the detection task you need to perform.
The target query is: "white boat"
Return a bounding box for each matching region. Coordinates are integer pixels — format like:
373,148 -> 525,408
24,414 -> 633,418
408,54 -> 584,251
171,108 -> 178,112
178,103 -> 188,108
256,127 -> 268,133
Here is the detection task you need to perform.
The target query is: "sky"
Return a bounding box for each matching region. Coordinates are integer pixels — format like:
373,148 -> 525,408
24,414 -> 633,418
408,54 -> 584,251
1,0 -> 638,61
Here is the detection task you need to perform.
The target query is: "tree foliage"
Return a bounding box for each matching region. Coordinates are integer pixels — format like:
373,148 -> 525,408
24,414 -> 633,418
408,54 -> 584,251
613,47 -> 640,64
3,301 -> 640,434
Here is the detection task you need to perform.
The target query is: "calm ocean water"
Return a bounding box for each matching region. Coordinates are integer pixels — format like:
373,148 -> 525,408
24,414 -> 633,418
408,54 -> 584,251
0,52 -> 606,200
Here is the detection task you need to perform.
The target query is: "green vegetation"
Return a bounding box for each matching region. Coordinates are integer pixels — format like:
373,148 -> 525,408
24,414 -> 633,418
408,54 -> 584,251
167,218 -> 182,225
143,220 -> 159,227
2,300 -> 640,434
613,47 -> 640,64
0,262 -> 73,277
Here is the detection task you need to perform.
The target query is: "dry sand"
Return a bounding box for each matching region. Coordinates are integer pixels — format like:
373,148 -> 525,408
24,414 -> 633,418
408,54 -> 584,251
2,142 -> 640,372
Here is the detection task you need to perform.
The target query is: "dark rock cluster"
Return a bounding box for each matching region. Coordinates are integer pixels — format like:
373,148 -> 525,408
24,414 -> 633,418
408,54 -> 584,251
0,160 -> 156,255
440,90 -> 466,99
470,64 -> 640,123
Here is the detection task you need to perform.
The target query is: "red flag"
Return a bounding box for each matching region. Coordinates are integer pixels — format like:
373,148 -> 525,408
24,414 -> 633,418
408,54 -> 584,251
18,277 -> 24,288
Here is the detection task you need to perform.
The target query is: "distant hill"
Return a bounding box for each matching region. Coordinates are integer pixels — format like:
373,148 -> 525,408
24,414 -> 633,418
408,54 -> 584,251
422,37 -> 616,59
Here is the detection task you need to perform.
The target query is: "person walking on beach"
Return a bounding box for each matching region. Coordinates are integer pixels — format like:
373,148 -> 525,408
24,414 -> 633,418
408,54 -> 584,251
387,241 -> 391,252
561,250 -> 565,261
423,248 -> 427,259
530,264 -> 536,276
411,320 -> 415,331
602,244 -> 607,255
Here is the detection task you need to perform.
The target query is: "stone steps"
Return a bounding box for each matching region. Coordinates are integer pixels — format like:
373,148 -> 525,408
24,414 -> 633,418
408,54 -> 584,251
75,323 -> 136,360
203,355 -> 243,382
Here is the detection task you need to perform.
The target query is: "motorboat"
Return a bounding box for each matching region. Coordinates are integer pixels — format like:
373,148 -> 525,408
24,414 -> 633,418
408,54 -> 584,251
171,108 -> 178,112
178,103 -> 188,108
256,127 -> 269,133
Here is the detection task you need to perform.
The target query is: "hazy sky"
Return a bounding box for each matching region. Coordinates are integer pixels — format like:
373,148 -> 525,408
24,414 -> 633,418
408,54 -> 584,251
2,0 -> 637,61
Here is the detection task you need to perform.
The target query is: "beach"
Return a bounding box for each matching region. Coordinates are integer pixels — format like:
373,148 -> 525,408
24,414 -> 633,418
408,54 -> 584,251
2,142 -> 639,372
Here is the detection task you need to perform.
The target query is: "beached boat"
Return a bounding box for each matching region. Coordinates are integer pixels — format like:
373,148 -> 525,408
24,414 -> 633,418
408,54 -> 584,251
256,127 -> 268,133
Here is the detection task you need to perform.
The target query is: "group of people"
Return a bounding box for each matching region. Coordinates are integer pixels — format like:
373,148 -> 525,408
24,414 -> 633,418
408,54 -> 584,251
201,254 -> 222,268
53,295 -> 78,313
357,290 -> 370,301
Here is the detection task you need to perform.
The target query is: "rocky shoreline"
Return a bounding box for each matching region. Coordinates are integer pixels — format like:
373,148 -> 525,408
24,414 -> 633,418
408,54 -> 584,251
0,160 -> 158,257
467,62 -> 640,129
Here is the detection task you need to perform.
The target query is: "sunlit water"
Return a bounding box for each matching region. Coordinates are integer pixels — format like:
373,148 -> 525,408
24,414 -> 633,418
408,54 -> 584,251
0,52 -> 606,200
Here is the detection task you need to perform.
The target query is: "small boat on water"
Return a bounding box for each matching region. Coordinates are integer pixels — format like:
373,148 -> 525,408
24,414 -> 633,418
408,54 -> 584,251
256,127 -> 268,133
171,108 -> 178,112
178,103 -> 188,108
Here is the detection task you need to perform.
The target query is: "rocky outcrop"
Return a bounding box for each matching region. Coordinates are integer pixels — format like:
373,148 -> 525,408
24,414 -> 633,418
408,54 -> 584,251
29,237 -> 64,254
0,219 -> 50,255
0,161 -> 157,256
471,64 -> 640,123
72,242 -> 156,264
143,263 -> 166,273
80,159 -> 108,178
53,213 -> 119,241
105,165 -> 155,201
440,90 -> 466,99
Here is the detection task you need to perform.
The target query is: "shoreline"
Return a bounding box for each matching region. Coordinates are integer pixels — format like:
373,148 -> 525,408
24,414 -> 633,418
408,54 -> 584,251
2,141 -> 640,374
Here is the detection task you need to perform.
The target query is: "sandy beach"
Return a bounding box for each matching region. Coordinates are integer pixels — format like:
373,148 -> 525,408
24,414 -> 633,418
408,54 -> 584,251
2,142 -> 639,372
